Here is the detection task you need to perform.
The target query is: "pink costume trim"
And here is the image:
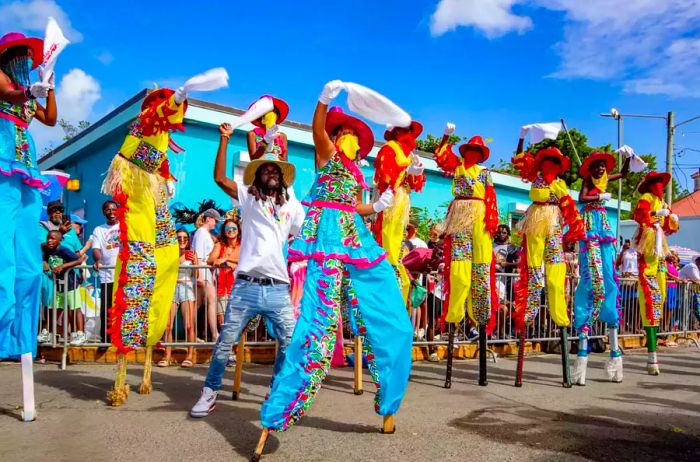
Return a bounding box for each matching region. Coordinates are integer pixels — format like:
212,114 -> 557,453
0,167 -> 48,189
0,111 -> 28,128
288,248 -> 386,269
301,199 -> 355,212
339,153 -> 369,191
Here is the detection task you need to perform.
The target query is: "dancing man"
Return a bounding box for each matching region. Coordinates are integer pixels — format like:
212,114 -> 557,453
572,150 -> 630,385
632,171 -> 679,375
511,146 -> 585,387
0,30 -> 56,421
433,122 -> 498,388
373,120 -> 425,304
258,81 -> 413,444
190,122 -> 305,417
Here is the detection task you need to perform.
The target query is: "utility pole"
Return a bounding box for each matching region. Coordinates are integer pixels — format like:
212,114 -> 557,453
616,115 -> 623,246
666,111 -> 674,205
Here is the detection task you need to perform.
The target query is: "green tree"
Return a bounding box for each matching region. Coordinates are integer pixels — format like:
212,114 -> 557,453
416,134 -> 463,154
58,119 -> 91,141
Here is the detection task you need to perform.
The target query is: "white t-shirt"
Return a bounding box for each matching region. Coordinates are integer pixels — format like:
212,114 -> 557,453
192,226 -> 215,282
408,237 -> 428,249
619,248 -> 639,275
91,223 -> 120,283
235,185 -> 305,283
679,262 -> 700,282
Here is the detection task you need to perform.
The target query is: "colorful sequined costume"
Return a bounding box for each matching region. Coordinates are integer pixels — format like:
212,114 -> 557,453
432,140 -> 498,329
373,123 -> 425,305
0,53 -> 46,360
101,89 -> 184,353
512,149 -> 585,331
260,152 -> 413,431
632,171 -> 678,374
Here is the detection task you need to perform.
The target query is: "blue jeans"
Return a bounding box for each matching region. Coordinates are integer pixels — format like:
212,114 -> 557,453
204,278 -> 295,391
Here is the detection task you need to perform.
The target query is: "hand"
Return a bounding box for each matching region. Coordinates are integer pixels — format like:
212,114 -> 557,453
93,261 -> 101,271
656,208 -> 670,217
29,82 -> 51,98
616,145 -> 635,159
174,86 -> 187,105
263,124 -> 279,145
166,180 -> 175,199
52,264 -> 63,274
319,80 -> 343,105
219,122 -> 233,138
77,249 -> 85,257
407,154 -> 424,175
444,122 -> 455,136
59,221 -> 72,234
38,66 -> 55,88
519,124 -> 532,139
598,192 -> 612,201
670,213 -> 678,222
185,250 -> 197,263
372,188 -> 394,213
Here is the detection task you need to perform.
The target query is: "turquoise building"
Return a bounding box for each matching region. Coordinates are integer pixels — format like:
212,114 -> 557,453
39,90 -> 630,237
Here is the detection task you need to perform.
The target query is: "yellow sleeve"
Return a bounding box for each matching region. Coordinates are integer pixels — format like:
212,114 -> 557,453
550,178 -> 569,199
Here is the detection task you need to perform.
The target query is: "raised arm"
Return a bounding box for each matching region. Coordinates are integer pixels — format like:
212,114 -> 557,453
214,123 -> 239,200
314,80 -> 344,166
608,156 -> 631,182
433,122 -> 461,175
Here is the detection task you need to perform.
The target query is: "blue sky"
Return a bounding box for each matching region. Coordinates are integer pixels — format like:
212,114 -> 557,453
2,0 -> 699,190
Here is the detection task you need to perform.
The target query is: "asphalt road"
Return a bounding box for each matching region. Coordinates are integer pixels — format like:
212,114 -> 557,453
1,348 -> 699,462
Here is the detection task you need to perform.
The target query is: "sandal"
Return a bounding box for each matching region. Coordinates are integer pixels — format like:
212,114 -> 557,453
157,359 -> 171,367
181,359 -> 194,368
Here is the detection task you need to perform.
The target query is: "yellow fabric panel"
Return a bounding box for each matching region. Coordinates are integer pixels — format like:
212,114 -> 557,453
530,186 -> 550,202
550,179 -> 569,199
147,243 -> 179,346
452,164 -> 485,199
446,260 -> 471,324
545,262 -> 569,327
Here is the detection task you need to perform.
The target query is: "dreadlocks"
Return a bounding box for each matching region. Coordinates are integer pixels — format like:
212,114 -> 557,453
249,162 -> 289,206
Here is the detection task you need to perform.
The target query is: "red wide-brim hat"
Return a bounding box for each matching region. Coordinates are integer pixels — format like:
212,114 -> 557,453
533,146 -> 570,175
251,95 -> 289,128
0,32 -> 44,69
383,120 -> 423,141
637,170 -> 670,194
579,151 -> 616,178
459,135 -> 490,163
325,107 -> 375,159
142,88 -> 188,112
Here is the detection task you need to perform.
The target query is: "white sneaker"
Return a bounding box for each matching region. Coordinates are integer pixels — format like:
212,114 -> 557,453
70,331 -> 86,346
571,356 -> 587,386
37,328 -> 51,343
605,355 -> 623,383
190,387 -> 217,418
428,352 -> 440,362
417,328 -> 426,341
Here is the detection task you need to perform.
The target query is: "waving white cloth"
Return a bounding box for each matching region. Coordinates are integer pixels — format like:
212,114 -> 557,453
182,67 -> 229,93
520,122 -> 561,144
41,17 -> 69,84
230,97 -> 274,130
338,81 -> 411,128
616,145 -> 648,173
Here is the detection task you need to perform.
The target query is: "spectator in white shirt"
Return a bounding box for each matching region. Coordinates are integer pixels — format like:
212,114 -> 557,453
91,200 -> 120,342
678,256 -> 700,328
679,257 -> 700,282
191,208 -> 222,340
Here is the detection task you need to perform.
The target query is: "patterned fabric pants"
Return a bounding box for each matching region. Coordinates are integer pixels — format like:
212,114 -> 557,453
573,238 -> 619,333
638,253 -> 666,327
260,257 -> 412,431
111,182 -> 178,351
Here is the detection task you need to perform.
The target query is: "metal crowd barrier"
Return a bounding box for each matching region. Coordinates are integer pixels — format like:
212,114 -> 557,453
38,265 -> 700,367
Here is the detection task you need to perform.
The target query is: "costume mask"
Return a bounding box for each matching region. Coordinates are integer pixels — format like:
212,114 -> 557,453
649,181 -> 664,198
396,131 -> 417,151
336,134 -> 360,160
541,159 -> 560,184
262,111 -> 278,129
461,149 -> 480,169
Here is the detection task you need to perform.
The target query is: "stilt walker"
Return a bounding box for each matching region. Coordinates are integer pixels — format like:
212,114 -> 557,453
255,81 -> 413,459
433,123 -> 499,388
572,148 -> 632,385
632,171 -> 679,375
511,146 -> 585,387
102,69 -> 228,406
373,121 -> 426,305
0,27 -> 59,422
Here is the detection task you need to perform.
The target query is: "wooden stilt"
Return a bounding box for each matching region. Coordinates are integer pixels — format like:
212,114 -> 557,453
560,328 -> 572,388
478,325 -> 488,386
107,353 -> 129,406
514,330 -> 525,387
21,353 -> 36,422
353,336 -> 363,395
381,415 -> 395,434
232,333 -> 246,400
138,345 -> 153,394
444,324 -> 454,389
251,428 -> 269,462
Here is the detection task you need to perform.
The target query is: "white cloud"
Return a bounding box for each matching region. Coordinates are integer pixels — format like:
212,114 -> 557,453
0,0 -> 82,42
96,51 -> 113,65
429,0 -> 700,97
31,68 -> 101,151
430,0 -> 532,38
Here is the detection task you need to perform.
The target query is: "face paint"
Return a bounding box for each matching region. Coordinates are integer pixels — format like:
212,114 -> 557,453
541,159 -> 560,184
261,111 -> 278,129
396,131 -> 417,151
461,149 -> 480,169
649,181 -> 664,198
336,134 -> 360,160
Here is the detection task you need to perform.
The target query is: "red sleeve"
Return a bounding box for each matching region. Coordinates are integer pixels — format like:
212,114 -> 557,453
433,144 -> 461,176
373,144 -> 400,192
560,194 -> 585,242
159,157 -> 176,181
484,182 -> 499,236
407,172 -> 426,192
633,200 -> 653,227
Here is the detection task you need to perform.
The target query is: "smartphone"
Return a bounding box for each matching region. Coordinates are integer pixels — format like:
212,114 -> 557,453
62,214 -> 71,224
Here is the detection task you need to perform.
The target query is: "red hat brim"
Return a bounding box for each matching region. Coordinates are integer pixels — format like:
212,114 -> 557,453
141,88 -> 188,112
0,36 -> 44,70
638,171 -> 671,193
579,152 -> 616,178
383,121 -> 423,141
533,147 -> 570,175
251,96 -> 289,128
459,142 -> 490,163
326,110 -> 375,159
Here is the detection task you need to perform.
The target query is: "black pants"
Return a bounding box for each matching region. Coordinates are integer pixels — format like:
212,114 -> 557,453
100,282 -> 114,343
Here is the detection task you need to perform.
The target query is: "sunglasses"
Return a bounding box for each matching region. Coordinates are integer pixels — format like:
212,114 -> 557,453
177,235 -> 189,241
225,226 -> 238,232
